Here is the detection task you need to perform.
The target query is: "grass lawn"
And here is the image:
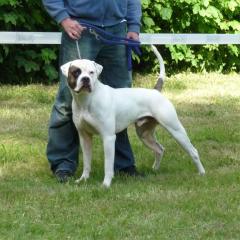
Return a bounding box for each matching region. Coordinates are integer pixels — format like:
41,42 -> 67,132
0,73 -> 240,239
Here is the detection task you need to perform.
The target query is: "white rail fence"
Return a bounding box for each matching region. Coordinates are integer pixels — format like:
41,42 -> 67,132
0,32 -> 240,45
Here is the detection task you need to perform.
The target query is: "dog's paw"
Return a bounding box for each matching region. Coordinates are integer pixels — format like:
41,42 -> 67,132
198,169 -> 206,176
152,161 -> 160,171
102,182 -> 111,188
75,173 -> 89,184
152,148 -> 164,171
102,177 -> 112,188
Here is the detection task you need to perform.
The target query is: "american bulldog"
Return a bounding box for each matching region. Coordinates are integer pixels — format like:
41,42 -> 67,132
60,50 -> 205,187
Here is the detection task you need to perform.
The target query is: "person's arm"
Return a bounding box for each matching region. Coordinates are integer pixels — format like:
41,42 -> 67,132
126,0 -> 142,40
42,0 -> 69,23
42,0 -> 85,40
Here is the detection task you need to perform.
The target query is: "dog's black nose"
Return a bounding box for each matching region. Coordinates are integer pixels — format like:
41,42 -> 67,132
82,77 -> 90,85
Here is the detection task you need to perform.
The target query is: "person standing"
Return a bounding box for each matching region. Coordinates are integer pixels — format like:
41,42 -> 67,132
42,0 -> 142,182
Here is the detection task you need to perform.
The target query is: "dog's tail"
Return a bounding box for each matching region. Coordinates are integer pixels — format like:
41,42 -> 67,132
151,45 -> 165,91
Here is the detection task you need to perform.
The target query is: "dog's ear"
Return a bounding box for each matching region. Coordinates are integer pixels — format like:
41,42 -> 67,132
94,62 -> 103,77
60,61 -> 72,77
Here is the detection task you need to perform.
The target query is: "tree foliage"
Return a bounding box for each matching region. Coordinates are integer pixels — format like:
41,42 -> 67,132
140,0 -> 240,73
0,0 -> 59,84
0,0 -> 240,84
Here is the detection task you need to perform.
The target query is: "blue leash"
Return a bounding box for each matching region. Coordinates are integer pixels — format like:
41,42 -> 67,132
77,21 -> 141,71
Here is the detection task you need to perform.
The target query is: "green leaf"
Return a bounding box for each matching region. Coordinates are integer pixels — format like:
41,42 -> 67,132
198,5 -> 222,22
43,65 -> 58,82
141,0 -> 150,9
143,16 -> 155,28
203,0 -> 210,7
219,21 -> 229,31
193,4 -> 201,14
154,3 -> 162,12
16,56 -> 40,73
228,20 -> 240,31
160,7 -> 173,20
228,0 -> 238,11
3,13 -> 18,25
41,48 -> 57,64
228,45 -> 239,57
0,0 -> 19,7
3,46 -> 9,56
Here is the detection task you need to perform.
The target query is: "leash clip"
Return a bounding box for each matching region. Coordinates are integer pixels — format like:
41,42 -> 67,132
89,28 -> 100,40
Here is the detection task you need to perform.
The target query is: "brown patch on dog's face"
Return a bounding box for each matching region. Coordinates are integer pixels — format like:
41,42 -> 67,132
67,65 -> 82,90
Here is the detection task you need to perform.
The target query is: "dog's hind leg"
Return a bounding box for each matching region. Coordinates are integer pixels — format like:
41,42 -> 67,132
135,117 -> 165,171
160,118 -> 205,175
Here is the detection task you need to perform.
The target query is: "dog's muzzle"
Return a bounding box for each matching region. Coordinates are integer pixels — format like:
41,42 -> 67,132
79,76 -> 92,93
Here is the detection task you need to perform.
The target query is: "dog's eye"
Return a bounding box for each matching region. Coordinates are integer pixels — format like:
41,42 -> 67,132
72,69 -> 81,78
89,71 -> 94,75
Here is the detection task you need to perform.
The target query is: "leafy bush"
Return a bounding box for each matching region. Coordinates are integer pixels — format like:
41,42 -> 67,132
0,0 -> 59,84
0,0 -> 239,84
140,0 -> 240,73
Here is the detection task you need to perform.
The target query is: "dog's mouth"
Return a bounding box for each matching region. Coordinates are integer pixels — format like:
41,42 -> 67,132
74,84 -> 92,93
81,85 -> 92,92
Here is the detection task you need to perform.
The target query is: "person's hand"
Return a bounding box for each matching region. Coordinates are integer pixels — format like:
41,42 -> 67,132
126,32 -> 139,41
61,18 -> 86,40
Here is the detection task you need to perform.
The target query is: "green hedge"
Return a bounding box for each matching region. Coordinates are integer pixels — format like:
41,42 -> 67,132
0,0 -> 59,84
0,0 -> 240,84
140,0 -> 240,73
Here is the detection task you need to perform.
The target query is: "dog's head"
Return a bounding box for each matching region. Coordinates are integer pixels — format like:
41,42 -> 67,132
61,59 -> 103,94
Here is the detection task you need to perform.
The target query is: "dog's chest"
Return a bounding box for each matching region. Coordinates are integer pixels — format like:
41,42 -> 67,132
73,109 -> 99,134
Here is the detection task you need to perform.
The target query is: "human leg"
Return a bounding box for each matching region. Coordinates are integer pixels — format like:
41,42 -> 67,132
47,32 -> 80,175
47,31 -> 101,177
96,23 -> 136,172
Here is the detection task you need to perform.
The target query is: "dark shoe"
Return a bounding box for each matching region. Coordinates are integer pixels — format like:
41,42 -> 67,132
117,166 -> 145,177
55,170 -> 73,183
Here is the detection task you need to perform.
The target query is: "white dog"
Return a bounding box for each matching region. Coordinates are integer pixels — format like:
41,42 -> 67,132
61,53 -> 205,187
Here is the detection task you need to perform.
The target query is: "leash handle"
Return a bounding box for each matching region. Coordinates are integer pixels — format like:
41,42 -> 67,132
80,21 -> 141,46
74,21 -> 142,70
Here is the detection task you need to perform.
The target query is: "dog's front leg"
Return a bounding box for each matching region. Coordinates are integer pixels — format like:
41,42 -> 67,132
76,132 -> 93,183
102,135 -> 116,188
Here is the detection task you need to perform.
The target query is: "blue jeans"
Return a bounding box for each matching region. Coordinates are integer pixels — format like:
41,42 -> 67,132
47,22 -> 135,174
